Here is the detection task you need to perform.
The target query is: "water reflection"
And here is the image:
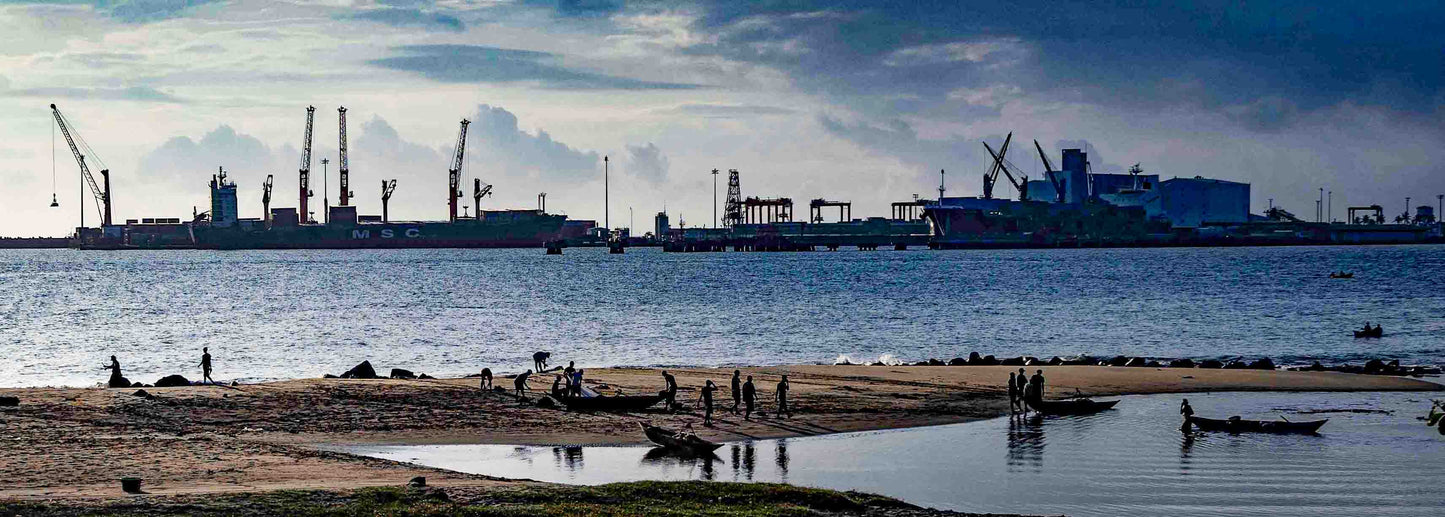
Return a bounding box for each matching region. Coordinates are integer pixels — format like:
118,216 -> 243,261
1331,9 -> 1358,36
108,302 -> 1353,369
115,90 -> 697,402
641,447 -> 720,481
553,446 -> 584,472
775,440 -> 789,483
741,442 -> 756,480
1179,433 -> 1195,474
1006,415 -> 1045,470
730,444 -> 740,481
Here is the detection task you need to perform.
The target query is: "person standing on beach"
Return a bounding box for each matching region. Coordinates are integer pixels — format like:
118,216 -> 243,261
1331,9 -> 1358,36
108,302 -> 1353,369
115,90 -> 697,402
700,380 -> 717,426
1016,368 -> 1029,413
514,369 -> 532,398
479,368 -> 493,390
199,347 -> 214,385
661,371 -> 678,410
1028,370 -> 1046,403
103,355 -> 129,388
532,352 -> 550,373
571,369 -> 584,397
1008,372 -> 1021,414
775,375 -> 791,418
742,376 -> 757,420
731,370 -> 742,415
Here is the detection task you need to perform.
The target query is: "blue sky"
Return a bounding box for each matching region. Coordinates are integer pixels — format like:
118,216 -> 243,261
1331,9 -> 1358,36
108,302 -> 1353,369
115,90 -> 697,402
1,0 -> 1442,235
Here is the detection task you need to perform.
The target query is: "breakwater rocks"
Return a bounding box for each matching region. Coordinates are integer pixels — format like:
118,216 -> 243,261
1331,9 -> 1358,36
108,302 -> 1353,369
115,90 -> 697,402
862,352 -> 1441,377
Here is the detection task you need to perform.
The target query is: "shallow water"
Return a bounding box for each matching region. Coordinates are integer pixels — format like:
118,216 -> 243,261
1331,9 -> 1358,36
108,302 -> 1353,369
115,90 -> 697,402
1,245 -> 1443,387
352,392 -> 1445,517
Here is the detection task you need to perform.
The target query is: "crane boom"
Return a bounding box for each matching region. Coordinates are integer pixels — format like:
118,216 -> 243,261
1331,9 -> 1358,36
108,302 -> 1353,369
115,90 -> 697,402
982,141 -> 1028,201
473,178 -> 493,219
262,174 -> 274,226
50,104 -> 111,226
982,132 -> 1012,199
448,119 -> 470,222
299,106 -> 315,223
381,179 -> 397,222
338,106 -> 351,206
1033,140 -> 1065,202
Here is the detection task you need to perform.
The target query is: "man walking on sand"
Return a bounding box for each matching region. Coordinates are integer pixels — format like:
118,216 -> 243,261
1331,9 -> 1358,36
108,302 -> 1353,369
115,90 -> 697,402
742,375 -> 757,420
199,347 -> 214,385
730,370 -> 742,415
1016,368 -> 1029,413
661,370 -> 678,410
1008,371 -> 1021,414
700,380 -> 718,426
775,375 -> 791,418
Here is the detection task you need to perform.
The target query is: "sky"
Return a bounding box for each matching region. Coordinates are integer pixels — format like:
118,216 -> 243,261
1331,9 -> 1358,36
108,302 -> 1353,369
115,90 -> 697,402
2,0 -> 1444,236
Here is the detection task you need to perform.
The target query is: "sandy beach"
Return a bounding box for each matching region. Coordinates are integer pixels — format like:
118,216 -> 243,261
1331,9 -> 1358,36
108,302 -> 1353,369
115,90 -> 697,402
0,364 -> 1437,502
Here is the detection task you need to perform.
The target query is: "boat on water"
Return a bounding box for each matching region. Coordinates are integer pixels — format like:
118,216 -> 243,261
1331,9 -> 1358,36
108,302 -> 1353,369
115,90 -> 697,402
1354,326 -> 1384,338
1187,415 -> 1327,434
1329,272 -> 1355,279
1026,397 -> 1120,415
640,423 -> 724,455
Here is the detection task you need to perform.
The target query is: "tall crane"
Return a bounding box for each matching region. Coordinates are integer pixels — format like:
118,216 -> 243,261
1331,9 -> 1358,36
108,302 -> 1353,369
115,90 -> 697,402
1033,140 -> 1066,203
982,132 -> 1013,199
381,179 -> 397,222
299,106 -> 315,224
473,178 -> 492,219
982,140 -> 1029,201
448,119 -> 470,222
338,106 -> 352,207
49,104 -> 111,227
262,174 -> 274,227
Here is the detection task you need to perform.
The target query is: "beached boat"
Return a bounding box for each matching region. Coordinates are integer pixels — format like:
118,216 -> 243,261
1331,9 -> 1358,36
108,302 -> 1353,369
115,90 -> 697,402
1188,416 -> 1327,434
556,393 -> 664,412
640,423 -> 724,455
1026,397 -> 1119,415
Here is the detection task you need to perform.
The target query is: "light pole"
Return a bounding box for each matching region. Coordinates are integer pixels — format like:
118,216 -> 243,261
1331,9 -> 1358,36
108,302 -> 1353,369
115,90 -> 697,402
604,156 -> 609,230
711,168 -> 719,229
1327,190 -> 1332,223
321,158 -> 330,224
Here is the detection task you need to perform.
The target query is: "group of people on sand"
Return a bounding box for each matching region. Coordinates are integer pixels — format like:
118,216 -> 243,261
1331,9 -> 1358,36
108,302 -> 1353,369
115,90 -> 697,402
102,348 -> 215,388
1007,368 -> 1046,415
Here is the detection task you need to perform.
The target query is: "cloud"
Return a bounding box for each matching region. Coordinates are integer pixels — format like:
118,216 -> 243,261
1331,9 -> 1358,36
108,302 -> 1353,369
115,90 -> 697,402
343,7 -> 464,32
661,103 -> 796,118
468,104 -> 599,182
97,0 -> 225,22
817,113 -> 977,177
6,86 -> 184,103
368,45 -> 703,90
623,142 -> 668,183
137,125 -> 278,187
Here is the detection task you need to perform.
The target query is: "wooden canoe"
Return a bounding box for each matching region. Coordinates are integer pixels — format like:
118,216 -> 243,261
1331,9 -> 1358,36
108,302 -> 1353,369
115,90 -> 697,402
1188,416 -> 1327,434
640,423 -> 724,455
1026,397 -> 1119,415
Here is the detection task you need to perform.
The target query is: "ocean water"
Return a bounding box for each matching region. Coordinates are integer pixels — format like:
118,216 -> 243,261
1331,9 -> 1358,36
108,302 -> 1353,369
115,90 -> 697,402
351,391 -> 1445,517
1,245 -> 1442,387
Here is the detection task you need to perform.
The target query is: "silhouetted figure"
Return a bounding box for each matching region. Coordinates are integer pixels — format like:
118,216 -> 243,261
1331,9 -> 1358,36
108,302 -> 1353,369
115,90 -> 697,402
742,376 -> 757,420
532,352 -> 550,373
570,369 -> 584,397
103,356 -> 129,388
564,361 -> 575,378
1015,368 -> 1029,414
199,347 -> 213,384
514,369 -> 532,398
1008,372 -> 1021,414
661,370 -> 678,410
1026,369 -> 1045,405
730,370 -> 742,415
551,374 -> 565,398
775,375 -> 791,418
479,368 -> 493,390
1179,399 -> 1195,432
700,380 -> 717,426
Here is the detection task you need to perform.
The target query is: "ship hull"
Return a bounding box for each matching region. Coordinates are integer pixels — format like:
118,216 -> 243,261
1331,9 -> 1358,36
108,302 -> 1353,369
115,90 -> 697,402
193,216 -> 566,250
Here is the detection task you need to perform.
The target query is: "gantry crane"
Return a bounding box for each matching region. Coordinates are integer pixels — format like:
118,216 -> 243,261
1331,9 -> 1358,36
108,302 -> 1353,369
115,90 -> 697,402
1033,140 -> 1066,203
982,132 -> 1013,199
448,119 -> 470,221
338,106 -> 352,207
49,104 -> 112,227
381,179 -> 397,222
982,139 -> 1029,201
473,178 -> 492,219
262,174 -> 274,227
299,106 -> 315,223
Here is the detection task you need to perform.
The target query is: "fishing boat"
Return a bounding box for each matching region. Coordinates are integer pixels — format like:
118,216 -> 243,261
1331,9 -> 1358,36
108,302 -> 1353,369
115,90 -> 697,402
556,393 -> 665,412
1187,416 -> 1327,434
1026,397 -> 1119,415
1329,272 -> 1354,279
1354,326 -> 1383,338
639,423 -> 724,455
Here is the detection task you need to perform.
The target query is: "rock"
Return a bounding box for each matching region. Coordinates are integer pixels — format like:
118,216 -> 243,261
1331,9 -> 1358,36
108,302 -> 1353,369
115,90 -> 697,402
389,368 -> 416,380
154,374 -> 191,387
948,357 -> 966,366
1363,359 -> 1386,374
1146,360 -> 1163,368
927,358 -> 944,366
536,397 -> 557,409
322,374 -> 338,379
0,396 -> 18,407
408,476 -> 427,488
1106,356 -> 1130,367
492,386 -> 508,393
1248,358 -> 1276,370
967,352 -> 983,364
1124,357 -> 1147,367
1223,360 -> 1248,369
1000,356 -> 1025,366
1062,356 -> 1094,366
1022,357 -> 1040,366
1168,358 -> 1196,368
980,355 -> 999,366
341,361 -> 380,379
108,376 -> 132,388
418,373 -> 434,379
230,380 -> 239,386
1198,359 -> 1224,369
132,389 -> 153,399
911,361 -> 930,366
1047,356 -> 1065,366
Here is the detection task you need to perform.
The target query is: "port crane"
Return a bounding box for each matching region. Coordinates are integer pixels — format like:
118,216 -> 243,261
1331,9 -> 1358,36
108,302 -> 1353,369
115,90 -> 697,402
981,132 -> 1013,199
1033,140 -> 1066,203
982,138 -> 1029,201
299,106 -> 315,224
473,178 -> 492,219
338,106 -> 352,207
49,104 -> 112,227
381,179 -> 397,222
448,119 -> 470,222
261,174 -> 274,227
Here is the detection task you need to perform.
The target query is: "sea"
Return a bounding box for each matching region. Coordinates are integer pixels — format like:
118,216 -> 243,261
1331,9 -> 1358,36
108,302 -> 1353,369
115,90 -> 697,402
1,244 -> 1442,388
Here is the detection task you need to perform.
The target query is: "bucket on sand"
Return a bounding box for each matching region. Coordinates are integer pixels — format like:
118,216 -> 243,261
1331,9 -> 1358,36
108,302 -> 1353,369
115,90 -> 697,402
121,477 -> 142,493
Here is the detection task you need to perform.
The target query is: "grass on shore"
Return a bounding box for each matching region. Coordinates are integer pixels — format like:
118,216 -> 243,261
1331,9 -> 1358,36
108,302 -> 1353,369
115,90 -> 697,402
0,481 -> 942,517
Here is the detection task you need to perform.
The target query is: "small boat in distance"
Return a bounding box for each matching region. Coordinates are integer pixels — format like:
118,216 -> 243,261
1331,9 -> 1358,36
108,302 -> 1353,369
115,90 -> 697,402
1026,397 -> 1119,416
1354,325 -> 1384,339
1329,272 -> 1354,279
640,423 -> 724,455
1188,415 -> 1327,434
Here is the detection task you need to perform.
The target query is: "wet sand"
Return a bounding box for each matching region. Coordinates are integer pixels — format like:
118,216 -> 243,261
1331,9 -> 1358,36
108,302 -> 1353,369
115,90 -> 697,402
0,365 -> 1436,499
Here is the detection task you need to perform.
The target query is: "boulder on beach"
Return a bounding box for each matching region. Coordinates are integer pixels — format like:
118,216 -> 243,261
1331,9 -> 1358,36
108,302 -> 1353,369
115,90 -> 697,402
1000,356 -> 1024,366
1106,356 -> 1130,367
0,396 -> 18,407
1248,358 -> 1276,370
1223,360 -> 1248,369
322,374 -> 338,379
980,355 -> 999,365
418,373 -> 434,379
948,357 -> 967,366
967,352 -> 983,364
1062,356 -> 1095,366
1146,360 -> 1163,368
390,368 -> 416,380
154,375 -> 191,387
132,389 -> 153,399
1168,358 -> 1196,368
1198,359 -> 1224,369
1047,356 -> 1065,366
108,376 -> 132,388
341,361 -> 380,379
1022,357 -> 1040,366
928,358 -> 944,366
1124,357 -> 1147,367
